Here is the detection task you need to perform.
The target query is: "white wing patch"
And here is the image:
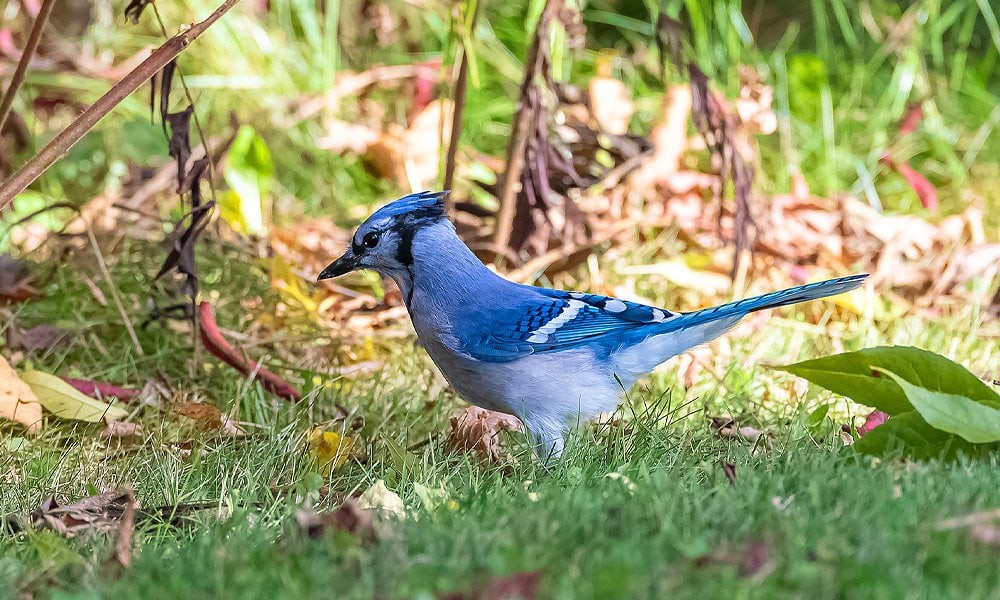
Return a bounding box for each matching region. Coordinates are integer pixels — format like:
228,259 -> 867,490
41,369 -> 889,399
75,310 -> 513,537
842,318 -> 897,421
526,299 -> 586,343
603,299 -> 627,313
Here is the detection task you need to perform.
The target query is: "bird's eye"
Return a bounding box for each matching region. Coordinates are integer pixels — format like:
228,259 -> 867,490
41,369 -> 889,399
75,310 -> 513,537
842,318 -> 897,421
362,231 -> 380,248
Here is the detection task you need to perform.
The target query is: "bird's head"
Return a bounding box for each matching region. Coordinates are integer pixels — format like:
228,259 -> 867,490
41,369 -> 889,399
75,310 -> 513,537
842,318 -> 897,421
318,190 -> 450,280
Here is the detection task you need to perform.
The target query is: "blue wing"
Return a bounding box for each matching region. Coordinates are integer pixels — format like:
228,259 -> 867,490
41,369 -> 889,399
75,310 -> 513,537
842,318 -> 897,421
465,288 -> 679,362
463,274 -> 868,363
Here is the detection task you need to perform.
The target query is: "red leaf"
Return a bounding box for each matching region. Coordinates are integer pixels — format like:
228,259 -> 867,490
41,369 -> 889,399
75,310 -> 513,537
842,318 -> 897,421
858,409 -> 889,437
880,153 -> 938,211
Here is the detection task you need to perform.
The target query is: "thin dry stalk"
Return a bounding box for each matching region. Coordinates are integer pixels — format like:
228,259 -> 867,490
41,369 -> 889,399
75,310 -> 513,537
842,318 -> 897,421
86,226 -> 144,356
492,0 -> 561,257
442,3 -> 481,195
0,0 -> 57,133
0,0 -> 244,209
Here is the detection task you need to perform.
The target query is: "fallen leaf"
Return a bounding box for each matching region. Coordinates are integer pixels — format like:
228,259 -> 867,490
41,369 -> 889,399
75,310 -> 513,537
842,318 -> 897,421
110,489 -> 138,572
4,324 -> 70,353
710,416 -> 763,444
447,406 -> 523,462
308,428 -> 356,476
19,370 -> 127,423
858,409 -> 889,437
721,462 -> 737,486
29,489 -> 135,537
589,77 -> 634,135
101,420 -> 145,440
365,99 -> 453,190
439,570 -> 543,600
173,402 -> 245,437
356,480 -> 405,519
0,356 -> 43,432
296,500 -> 375,541
0,254 -> 38,302
316,119 -> 381,154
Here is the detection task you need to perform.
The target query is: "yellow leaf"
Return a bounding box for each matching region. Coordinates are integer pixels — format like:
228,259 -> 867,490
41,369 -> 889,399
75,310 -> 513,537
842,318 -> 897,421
308,428 -> 356,476
271,255 -> 319,315
0,356 -> 43,433
19,370 -> 128,422
828,288 -> 871,315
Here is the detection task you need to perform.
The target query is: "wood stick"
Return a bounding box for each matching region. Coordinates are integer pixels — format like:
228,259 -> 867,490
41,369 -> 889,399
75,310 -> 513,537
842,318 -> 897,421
0,0 -> 244,209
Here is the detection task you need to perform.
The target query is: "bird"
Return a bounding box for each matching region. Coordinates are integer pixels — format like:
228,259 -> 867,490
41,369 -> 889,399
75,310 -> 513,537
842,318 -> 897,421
318,191 -> 868,459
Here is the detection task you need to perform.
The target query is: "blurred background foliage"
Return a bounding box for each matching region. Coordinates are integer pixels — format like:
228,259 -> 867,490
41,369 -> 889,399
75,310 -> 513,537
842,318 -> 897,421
2,0 -> 998,228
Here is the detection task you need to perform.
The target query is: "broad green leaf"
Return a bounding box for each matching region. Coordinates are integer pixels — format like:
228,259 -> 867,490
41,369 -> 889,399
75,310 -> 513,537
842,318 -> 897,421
19,371 -> 127,422
875,369 -> 1000,443
222,126 -> 273,236
854,412 -> 999,460
777,346 -> 999,415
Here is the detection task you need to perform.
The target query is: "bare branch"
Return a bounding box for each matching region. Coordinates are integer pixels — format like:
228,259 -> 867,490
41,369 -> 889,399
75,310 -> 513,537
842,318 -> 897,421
0,0 -> 57,133
0,0 -> 244,209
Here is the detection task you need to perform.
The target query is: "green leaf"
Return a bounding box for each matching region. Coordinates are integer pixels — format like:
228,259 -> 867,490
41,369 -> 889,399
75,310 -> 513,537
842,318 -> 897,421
19,371 -> 128,422
222,126 -> 273,236
875,369 -> 1000,443
777,346 -> 999,415
854,412 -> 999,460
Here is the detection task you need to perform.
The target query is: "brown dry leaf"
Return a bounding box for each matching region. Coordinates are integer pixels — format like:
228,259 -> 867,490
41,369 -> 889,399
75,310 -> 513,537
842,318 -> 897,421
173,402 -> 245,437
630,84 -> 691,195
366,99 -> 454,190
106,489 -> 138,574
710,416 -> 763,444
588,77 -> 634,135
438,570 -> 543,600
101,420 -> 145,440
447,406 -> 523,462
5,324 -> 71,353
30,489 -> 135,537
735,65 -> 777,136
295,500 -> 375,541
317,119 -> 381,155
721,462 -> 737,486
0,255 -> 38,303
0,355 -> 43,433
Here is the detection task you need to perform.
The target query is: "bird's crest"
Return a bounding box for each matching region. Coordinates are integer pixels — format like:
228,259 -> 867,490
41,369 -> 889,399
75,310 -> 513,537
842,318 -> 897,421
370,190 -> 448,223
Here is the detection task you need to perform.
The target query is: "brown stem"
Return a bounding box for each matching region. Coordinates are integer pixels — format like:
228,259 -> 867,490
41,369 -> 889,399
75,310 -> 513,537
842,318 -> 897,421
442,4 -> 481,196
492,0 -> 560,258
198,301 -> 302,401
0,0 -> 57,133
0,0 -> 244,209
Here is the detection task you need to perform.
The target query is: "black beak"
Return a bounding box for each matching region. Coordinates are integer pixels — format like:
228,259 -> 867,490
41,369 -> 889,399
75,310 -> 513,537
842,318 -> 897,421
318,249 -> 358,280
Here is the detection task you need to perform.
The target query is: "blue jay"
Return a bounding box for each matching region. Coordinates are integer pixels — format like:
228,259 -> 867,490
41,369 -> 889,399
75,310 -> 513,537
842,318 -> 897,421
319,191 -> 868,458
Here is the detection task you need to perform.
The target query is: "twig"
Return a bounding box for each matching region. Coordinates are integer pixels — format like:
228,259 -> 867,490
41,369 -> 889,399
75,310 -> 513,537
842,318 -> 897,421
0,0 -> 56,133
198,301 -> 302,401
86,226 -> 144,355
442,1 -> 481,195
0,0 -> 245,209
492,0 -> 561,257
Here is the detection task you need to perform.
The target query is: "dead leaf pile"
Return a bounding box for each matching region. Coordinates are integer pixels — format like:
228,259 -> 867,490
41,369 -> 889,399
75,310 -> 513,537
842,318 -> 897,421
447,406 -> 523,463
19,489 -> 135,537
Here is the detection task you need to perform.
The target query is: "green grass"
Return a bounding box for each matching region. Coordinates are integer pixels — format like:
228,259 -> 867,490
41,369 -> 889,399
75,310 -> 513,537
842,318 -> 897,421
2,245 -> 998,597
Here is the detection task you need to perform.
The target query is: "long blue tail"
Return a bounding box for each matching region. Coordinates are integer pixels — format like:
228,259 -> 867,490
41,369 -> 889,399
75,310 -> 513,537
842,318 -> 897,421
664,273 -> 869,332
